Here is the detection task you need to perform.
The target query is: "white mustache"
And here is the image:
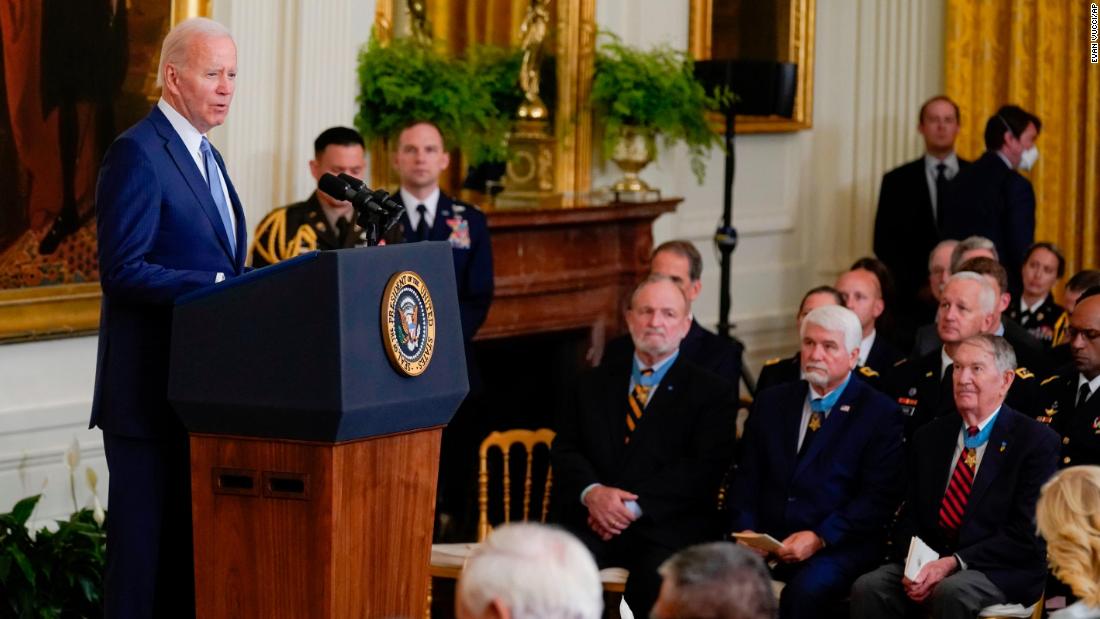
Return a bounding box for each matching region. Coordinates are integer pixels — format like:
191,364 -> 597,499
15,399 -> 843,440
803,363 -> 828,374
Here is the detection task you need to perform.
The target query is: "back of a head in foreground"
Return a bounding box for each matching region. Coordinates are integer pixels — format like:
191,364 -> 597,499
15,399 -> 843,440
653,542 -> 777,619
457,523 -> 603,619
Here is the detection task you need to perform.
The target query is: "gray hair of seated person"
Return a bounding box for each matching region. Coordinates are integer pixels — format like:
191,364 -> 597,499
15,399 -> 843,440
157,17 -> 234,88
949,236 -> 998,273
457,523 -> 603,619
657,542 -> 777,619
628,273 -> 690,314
956,334 -> 1017,374
944,271 -> 997,315
799,305 -> 862,355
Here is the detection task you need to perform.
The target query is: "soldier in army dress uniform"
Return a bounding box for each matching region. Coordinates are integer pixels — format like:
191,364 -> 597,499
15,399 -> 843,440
1006,242 -> 1065,346
1036,289 -> 1100,468
249,127 -> 371,267
885,272 -> 1038,439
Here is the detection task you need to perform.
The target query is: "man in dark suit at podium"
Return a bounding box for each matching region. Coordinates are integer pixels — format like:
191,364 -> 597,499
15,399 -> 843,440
553,275 -> 736,616
874,96 -> 970,339
601,240 -> 744,398
91,18 -> 247,618
730,305 -> 904,619
388,119 -> 494,540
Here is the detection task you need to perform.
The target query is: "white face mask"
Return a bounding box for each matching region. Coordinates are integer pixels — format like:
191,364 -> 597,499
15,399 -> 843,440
1018,145 -> 1039,171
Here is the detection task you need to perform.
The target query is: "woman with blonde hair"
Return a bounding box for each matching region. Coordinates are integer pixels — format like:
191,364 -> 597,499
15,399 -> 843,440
1036,465 -> 1100,618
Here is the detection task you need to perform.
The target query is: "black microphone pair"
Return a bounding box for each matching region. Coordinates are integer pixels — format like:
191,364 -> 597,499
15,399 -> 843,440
317,173 -> 403,216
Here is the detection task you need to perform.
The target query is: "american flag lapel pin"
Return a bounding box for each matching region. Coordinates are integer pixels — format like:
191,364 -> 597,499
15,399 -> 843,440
839,404 -> 851,413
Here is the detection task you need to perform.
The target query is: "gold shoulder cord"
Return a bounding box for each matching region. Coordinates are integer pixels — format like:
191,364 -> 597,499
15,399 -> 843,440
249,210 -> 319,264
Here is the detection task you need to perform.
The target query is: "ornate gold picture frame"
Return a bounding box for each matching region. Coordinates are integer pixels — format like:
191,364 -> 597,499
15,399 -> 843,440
370,0 -> 596,196
0,0 -> 208,343
688,0 -> 815,133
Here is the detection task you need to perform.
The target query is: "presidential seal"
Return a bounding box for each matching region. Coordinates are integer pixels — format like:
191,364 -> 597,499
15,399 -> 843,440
381,271 -> 436,376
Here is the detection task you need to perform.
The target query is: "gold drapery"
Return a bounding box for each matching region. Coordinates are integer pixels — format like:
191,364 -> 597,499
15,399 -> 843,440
945,0 -> 1099,275
426,0 -> 531,53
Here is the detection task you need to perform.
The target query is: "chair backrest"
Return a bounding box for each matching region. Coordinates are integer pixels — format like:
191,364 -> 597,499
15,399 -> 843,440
477,428 -> 555,542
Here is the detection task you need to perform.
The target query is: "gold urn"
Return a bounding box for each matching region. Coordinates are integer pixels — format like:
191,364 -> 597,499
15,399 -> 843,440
610,126 -> 656,194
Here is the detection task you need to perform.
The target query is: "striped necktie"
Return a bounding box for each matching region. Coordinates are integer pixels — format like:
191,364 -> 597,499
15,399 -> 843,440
938,425 -> 979,537
625,368 -> 654,444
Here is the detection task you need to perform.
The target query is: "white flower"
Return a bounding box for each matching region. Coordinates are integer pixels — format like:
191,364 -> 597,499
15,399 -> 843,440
92,495 -> 106,527
64,437 -> 81,472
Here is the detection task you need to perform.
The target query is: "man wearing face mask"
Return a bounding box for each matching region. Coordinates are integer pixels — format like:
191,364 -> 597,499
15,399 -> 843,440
940,105 -> 1042,296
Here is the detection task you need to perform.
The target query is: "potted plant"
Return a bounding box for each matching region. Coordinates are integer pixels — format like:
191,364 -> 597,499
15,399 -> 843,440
355,33 -> 508,167
591,32 -> 730,193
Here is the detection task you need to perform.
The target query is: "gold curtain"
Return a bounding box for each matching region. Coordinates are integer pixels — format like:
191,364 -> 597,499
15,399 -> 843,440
945,0 -> 1100,276
427,0 -> 531,54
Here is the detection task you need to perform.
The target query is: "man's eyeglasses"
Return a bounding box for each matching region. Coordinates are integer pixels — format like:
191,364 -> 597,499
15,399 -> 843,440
1067,326 -> 1100,342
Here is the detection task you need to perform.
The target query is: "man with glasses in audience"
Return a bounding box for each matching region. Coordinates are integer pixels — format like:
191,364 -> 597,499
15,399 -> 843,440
1038,288 -> 1100,467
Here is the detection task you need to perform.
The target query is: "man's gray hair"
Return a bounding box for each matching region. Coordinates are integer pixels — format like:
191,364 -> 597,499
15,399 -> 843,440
457,523 -> 602,619
800,305 -> 862,354
628,273 -> 689,313
928,239 -> 960,271
957,334 -> 1017,373
157,17 -> 234,88
950,235 -> 998,272
946,271 -> 997,314
657,542 -> 777,619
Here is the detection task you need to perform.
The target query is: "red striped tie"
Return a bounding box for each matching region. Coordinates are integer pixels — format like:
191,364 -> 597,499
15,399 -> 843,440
938,425 -> 979,536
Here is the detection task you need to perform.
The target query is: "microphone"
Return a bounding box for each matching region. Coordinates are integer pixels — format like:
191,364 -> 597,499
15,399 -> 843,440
337,174 -> 403,215
317,173 -> 385,214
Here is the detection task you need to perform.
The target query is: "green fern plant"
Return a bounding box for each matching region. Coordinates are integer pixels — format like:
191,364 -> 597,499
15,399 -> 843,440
591,32 -> 731,183
355,32 -> 511,165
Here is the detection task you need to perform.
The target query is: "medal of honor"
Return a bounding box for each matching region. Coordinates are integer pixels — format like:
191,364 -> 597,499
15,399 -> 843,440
964,448 -> 977,469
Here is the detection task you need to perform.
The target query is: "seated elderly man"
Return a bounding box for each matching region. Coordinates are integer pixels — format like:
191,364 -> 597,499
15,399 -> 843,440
757,286 -> 845,392
730,305 -> 904,619
851,334 -> 1060,619
651,542 -> 778,619
552,274 -> 737,616
455,523 -> 602,619
887,271 -> 1038,438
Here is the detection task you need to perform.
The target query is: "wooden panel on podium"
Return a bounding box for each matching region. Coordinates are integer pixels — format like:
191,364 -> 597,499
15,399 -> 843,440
191,429 -> 441,619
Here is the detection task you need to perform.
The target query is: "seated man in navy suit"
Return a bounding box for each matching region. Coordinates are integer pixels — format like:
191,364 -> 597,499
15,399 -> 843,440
553,275 -> 736,616
851,334 -> 1059,619
730,305 -> 905,619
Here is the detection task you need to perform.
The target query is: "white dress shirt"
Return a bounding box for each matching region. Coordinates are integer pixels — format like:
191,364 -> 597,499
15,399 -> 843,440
400,187 -> 441,231
156,98 -> 236,238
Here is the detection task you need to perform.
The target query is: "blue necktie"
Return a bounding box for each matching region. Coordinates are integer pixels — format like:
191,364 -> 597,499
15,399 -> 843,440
200,137 -> 236,255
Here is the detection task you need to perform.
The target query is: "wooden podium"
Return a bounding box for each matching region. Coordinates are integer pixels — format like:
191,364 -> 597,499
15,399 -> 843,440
169,245 -> 469,618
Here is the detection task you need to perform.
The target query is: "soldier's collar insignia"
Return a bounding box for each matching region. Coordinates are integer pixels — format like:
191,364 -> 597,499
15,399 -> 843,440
1015,368 -> 1034,379
859,366 -> 879,378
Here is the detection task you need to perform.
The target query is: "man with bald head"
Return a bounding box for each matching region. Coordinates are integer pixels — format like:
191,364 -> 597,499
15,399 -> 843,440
730,305 -> 903,618
853,335 -> 1058,619
1038,288 -> 1100,466
553,275 -> 737,615
836,264 -> 903,379
92,17 -> 246,617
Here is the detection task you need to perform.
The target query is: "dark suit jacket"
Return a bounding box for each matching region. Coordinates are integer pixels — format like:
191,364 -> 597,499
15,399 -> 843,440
601,319 -> 744,400
552,356 -> 736,549
865,334 -> 904,378
896,406 -> 1059,604
1039,367 -> 1100,467
940,152 -> 1036,294
874,156 -> 971,316
730,377 -> 904,557
91,106 -> 247,439
393,192 -> 493,342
